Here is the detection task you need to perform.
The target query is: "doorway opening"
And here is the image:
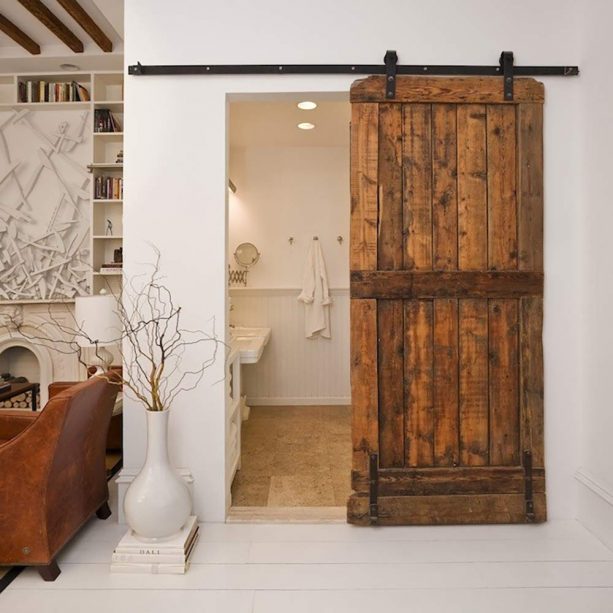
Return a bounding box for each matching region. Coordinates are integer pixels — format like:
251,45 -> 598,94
226,93 -> 351,521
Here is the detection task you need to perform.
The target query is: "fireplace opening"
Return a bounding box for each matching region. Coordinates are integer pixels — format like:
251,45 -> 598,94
0,346 -> 40,409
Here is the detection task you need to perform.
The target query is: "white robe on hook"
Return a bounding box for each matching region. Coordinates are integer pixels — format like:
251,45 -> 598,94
298,239 -> 332,339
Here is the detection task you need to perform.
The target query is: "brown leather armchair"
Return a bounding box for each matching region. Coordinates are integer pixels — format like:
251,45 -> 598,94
0,376 -> 119,581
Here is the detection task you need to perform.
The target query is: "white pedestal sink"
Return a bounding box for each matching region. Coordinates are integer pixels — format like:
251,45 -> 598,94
230,326 -> 271,364
230,326 -> 271,422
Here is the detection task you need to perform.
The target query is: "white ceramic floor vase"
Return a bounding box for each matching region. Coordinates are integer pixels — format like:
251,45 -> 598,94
124,409 -> 191,540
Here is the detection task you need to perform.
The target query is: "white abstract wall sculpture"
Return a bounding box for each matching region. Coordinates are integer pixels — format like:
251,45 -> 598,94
0,107 -> 90,301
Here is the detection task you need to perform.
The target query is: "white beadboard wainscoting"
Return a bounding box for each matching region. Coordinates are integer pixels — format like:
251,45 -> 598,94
229,288 -> 350,405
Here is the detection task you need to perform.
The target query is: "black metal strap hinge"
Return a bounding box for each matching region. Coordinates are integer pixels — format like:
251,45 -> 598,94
369,452 -> 379,524
384,50 -> 398,99
523,449 -> 536,522
500,51 -> 514,101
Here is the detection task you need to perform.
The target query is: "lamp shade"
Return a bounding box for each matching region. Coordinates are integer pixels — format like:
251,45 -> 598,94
74,294 -> 121,347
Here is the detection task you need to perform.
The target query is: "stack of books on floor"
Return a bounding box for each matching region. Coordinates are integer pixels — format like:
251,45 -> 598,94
94,108 -> 122,132
111,517 -> 199,574
94,175 -> 123,200
99,263 -> 122,274
18,80 -> 90,103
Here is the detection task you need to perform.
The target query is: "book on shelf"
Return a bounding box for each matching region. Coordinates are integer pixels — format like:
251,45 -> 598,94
76,83 -> 90,101
94,175 -> 123,200
94,108 -> 122,133
99,264 -> 122,274
18,80 -> 90,103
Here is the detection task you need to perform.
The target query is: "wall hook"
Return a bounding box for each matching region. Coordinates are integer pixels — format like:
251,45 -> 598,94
337,235 -> 343,244
288,237 -> 294,245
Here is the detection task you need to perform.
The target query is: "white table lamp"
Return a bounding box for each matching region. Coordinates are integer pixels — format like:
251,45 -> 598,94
74,291 -> 121,374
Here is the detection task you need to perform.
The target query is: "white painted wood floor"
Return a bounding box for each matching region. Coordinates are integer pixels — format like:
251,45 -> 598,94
3,482 -> 613,613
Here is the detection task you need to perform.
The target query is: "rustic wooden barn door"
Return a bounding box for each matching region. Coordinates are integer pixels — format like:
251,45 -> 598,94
348,76 -> 545,525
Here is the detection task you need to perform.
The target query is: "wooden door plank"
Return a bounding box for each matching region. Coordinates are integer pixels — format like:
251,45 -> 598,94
459,299 -> 489,465
518,103 -> 544,272
520,296 -> 544,467
489,299 -> 520,466
433,299 -> 459,466
350,103 -> 378,271
377,104 -> 403,270
432,104 -> 458,271
378,300 -> 405,467
403,104 -> 432,270
457,104 -> 487,271
351,77 -> 545,104
348,492 -> 546,525
405,300 -> 434,466
350,270 -> 543,299
352,465 -> 545,496
487,105 -> 518,270
351,299 -> 379,473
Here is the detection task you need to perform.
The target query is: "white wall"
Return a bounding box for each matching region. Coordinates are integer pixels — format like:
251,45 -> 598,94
125,0 -> 584,521
229,146 -> 349,288
575,0 -> 613,547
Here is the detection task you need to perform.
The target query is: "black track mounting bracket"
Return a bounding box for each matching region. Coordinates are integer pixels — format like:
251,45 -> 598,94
384,50 -> 398,99
130,61 -> 143,75
500,51 -> 514,101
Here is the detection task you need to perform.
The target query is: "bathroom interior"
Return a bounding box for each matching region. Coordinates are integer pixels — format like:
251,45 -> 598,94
227,94 -> 352,516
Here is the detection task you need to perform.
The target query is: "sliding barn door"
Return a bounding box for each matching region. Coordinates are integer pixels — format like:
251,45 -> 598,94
348,77 -> 545,525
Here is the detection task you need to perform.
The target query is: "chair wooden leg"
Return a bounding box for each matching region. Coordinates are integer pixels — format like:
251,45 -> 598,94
96,501 -> 112,520
38,560 -> 60,582
95,501 -> 112,520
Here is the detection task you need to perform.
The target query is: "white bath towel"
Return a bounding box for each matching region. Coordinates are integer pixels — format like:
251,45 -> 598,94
298,239 -> 332,339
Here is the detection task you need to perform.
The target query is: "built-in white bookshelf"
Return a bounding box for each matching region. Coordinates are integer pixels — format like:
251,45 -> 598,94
0,70 -> 124,303
90,72 -> 123,296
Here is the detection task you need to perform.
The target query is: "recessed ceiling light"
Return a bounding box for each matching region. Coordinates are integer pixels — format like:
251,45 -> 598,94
297,122 -> 315,130
60,63 -> 80,71
297,100 -> 317,110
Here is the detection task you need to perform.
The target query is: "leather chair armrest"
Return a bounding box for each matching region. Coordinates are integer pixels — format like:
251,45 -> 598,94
0,410 -> 38,441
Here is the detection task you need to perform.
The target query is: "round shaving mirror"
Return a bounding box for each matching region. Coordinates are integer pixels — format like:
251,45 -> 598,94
234,242 -> 261,269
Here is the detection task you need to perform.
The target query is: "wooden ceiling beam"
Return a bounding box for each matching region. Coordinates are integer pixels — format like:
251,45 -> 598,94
17,0 -> 83,53
0,12 -> 40,54
56,0 -> 112,52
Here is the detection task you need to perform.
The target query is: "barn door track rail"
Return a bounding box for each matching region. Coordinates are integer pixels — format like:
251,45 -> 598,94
128,50 -> 578,101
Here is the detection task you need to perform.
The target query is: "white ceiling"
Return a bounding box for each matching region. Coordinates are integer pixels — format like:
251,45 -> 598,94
0,0 -> 123,72
230,96 -> 350,149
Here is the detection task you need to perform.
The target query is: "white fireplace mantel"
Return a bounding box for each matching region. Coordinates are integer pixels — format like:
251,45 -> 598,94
0,303 -> 82,406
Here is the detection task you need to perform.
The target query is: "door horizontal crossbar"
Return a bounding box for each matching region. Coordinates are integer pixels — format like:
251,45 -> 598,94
350,271 -> 544,300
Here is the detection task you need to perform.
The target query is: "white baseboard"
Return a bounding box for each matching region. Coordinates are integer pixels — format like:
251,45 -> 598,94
247,397 -> 351,406
575,467 -> 613,550
114,468 -> 194,525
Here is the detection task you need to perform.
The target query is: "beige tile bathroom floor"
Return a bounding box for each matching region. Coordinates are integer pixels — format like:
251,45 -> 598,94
231,405 -> 352,507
